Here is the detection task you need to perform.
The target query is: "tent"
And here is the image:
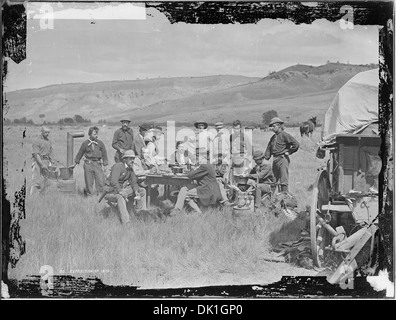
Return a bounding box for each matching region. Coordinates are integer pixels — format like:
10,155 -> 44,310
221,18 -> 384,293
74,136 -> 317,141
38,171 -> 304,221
321,68 -> 379,143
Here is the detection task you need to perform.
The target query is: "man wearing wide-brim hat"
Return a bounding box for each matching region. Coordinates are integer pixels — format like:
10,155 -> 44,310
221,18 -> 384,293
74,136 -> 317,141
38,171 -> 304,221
248,150 -> 276,208
194,121 -> 208,129
112,119 -> 134,163
264,117 -> 299,193
188,120 -> 214,165
104,150 -> 147,224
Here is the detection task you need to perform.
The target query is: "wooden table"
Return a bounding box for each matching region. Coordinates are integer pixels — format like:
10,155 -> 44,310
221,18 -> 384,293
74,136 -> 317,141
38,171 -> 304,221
145,174 -> 197,207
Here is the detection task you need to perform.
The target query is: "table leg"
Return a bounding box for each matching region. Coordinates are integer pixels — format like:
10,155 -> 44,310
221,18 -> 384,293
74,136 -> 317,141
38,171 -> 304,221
147,184 -> 151,208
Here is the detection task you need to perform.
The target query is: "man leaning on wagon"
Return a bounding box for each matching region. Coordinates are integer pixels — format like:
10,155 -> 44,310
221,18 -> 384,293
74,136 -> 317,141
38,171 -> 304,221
112,119 -> 134,163
104,150 -> 147,225
30,126 -> 58,195
74,126 -> 108,196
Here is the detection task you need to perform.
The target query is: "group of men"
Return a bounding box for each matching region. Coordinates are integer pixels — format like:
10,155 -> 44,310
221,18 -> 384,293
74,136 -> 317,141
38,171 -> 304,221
30,116 -> 299,224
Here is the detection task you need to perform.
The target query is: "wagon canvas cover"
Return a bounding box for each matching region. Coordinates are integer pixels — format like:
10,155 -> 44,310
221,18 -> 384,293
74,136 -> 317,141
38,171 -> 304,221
321,68 -> 379,143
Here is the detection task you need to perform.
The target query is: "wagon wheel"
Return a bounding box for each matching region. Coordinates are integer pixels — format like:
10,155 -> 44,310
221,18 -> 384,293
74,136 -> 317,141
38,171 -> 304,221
310,170 -> 331,268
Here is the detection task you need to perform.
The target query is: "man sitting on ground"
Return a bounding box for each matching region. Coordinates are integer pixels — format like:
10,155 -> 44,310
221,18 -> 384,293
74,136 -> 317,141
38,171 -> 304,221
104,150 -> 147,224
248,150 -> 276,208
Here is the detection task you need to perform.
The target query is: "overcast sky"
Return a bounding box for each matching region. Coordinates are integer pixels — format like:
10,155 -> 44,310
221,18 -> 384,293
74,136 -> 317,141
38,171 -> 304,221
4,2 -> 380,92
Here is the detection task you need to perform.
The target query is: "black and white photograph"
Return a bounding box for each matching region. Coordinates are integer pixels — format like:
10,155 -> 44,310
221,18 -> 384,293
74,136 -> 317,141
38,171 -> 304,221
1,0 -> 394,302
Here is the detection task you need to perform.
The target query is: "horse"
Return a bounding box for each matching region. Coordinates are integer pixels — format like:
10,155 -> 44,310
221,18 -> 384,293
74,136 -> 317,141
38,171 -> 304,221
300,116 -> 317,137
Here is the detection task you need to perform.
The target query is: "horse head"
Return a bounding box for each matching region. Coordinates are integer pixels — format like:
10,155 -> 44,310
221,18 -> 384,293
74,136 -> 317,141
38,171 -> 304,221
309,116 -> 317,126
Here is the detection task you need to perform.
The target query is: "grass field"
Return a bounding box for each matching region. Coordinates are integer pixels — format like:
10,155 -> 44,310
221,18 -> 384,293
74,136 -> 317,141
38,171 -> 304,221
4,124 -> 325,288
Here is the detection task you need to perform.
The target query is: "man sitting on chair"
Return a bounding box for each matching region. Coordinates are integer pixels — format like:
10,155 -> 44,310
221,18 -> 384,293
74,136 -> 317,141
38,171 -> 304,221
171,154 -> 223,215
104,150 -> 147,224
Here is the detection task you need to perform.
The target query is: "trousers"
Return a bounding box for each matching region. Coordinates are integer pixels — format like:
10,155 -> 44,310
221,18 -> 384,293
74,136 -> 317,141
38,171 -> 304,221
272,156 -> 290,191
105,186 -> 147,224
255,183 -> 272,207
30,159 -> 51,195
174,187 -> 202,213
83,161 -> 105,195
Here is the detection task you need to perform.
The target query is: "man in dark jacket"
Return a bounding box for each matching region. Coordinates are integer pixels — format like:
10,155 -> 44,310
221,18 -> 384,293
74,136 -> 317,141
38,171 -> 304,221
133,124 -> 149,159
248,150 -> 276,208
112,119 -> 134,163
171,155 -> 223,214
104,150 -> 147,224
264,117 -> 299,192
74,126 -> 108,196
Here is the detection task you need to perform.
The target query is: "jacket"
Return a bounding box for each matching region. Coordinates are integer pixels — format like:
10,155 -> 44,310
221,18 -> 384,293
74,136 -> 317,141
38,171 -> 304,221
112,128 -> 134,152
249,163 -> 276,184
187,164 -> 222,206
133,134 -> 146,159
107,162 -> 140,194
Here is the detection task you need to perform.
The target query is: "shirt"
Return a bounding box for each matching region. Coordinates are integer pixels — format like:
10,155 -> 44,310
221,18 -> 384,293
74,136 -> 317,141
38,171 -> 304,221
112,127 -> 134,152
264,131 -> 300,160
168,150 -> 195,165
212,129 -> 231,164
32,134 -> 54,160
187,130 -> 215,163
108,162 -> 139,194
230,131 -> 253,157
133,157 -> 152,177
75,139 -> 108,166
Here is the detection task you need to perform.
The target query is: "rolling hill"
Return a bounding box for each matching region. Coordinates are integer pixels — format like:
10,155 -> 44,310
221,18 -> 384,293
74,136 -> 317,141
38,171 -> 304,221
4,63 -> 377,126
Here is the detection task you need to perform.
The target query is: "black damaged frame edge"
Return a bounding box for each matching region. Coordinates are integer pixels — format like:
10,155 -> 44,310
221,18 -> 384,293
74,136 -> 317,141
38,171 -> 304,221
1,1 -> 393,298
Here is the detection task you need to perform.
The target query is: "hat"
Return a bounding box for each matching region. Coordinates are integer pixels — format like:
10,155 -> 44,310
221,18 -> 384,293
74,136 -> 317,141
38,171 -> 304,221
120,119 -> 131,123
253,150 -> 265,161
215,122 -> 224,129
194,121 -> 208,129
139,124 -> 150,131
150,125 -> 163,134
121,150 -> 136,159
269,117 -> 284,126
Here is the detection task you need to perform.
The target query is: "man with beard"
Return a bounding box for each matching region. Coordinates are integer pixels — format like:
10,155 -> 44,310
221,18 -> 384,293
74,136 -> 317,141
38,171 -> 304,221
112,119 -> 134,163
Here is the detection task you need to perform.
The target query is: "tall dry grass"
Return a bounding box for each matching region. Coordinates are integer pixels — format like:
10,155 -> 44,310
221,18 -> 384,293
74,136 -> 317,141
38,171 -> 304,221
4,125 -> 321,287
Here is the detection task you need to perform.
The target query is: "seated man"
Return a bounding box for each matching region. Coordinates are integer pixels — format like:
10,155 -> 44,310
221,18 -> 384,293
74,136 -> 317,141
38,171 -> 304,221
248,150 -> 276,208
103,150 -> 147,224
171,155 -> 223,215
168,141 -> 195,166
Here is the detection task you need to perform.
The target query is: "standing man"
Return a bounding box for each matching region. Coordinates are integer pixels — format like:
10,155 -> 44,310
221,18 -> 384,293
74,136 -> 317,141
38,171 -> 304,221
133,124 -> 149,159
74,126 -> 108,196
248,150 -> 276,208
112,119 -> 134,163
230,120 -> 253,162
104,150 -> 147,225
30,126 -> 56,195
171,154 -> 223,215
264,117 -> 299,193
189,120 -> 214,165
212,122 -> 231,166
